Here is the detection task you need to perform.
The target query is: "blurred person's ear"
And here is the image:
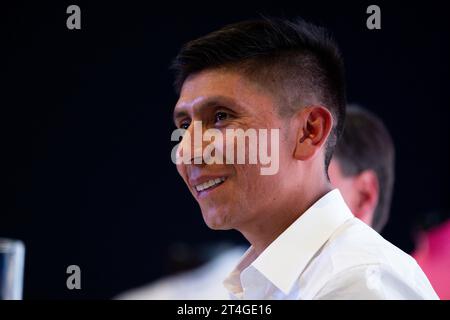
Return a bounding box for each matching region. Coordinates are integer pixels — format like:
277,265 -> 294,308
352,170 -> 379,226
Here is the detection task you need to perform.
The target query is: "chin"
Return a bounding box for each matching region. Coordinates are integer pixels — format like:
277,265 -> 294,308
201,208 -> 234,230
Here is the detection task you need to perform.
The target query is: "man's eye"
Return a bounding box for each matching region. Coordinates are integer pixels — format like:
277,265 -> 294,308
215,111 -> 229,123
179,121 -> 190,130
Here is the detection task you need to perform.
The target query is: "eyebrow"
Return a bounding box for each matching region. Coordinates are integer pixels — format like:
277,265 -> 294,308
172,95 -> 240,126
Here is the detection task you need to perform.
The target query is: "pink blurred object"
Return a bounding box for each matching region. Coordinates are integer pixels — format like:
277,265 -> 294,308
412,219 -> 450,300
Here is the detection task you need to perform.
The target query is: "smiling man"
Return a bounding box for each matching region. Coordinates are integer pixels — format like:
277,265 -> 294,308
171,18 -> 437,299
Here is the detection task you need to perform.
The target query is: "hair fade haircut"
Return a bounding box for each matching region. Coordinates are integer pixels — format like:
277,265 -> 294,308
333,106 -> 396,232
171,17 -> 346,172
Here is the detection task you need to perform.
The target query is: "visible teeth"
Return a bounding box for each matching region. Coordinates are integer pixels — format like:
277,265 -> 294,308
195,177 -> 225,192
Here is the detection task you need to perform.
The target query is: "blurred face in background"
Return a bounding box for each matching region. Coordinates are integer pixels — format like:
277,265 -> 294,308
328,158 -> 379,227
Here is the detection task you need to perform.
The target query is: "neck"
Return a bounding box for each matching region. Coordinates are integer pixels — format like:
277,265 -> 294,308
239,182 -> 333,256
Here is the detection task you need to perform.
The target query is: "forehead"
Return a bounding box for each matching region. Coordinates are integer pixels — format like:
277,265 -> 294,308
174,69 -> 276,114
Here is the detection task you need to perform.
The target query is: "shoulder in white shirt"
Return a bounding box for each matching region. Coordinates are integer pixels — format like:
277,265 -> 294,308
223,189 -> 439,300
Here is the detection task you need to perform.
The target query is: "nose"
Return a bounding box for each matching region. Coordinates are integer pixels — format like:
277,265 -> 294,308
177,121 -> 208,165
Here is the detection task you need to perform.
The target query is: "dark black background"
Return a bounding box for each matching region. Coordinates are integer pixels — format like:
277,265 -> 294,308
2,1 -> 449,299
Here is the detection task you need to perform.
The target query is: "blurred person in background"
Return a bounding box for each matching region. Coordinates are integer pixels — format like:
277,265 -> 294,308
328,105 -> 395,233
412,212 -> 450,299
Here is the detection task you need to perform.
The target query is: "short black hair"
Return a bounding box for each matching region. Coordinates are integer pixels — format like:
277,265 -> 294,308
333,106 -> 395,232
171,17 -> 346,171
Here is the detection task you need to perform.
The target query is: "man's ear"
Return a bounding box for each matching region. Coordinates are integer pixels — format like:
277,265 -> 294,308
353,170 -> 379,225
293,106 -> 333,161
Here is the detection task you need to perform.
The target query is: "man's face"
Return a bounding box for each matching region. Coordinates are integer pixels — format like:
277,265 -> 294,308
173,69 -> 295,230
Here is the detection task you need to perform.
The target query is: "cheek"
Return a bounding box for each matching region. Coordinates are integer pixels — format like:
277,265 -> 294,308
231,165 -> 261,204
235,164 -> 279,199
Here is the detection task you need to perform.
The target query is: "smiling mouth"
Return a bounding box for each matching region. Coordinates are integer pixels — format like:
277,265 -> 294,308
194,177 -> 227,193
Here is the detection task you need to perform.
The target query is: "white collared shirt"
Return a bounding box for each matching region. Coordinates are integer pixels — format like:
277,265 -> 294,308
223,189 -> 439,300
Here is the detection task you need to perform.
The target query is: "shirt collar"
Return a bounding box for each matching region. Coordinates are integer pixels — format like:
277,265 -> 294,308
224,189 -> 354,296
